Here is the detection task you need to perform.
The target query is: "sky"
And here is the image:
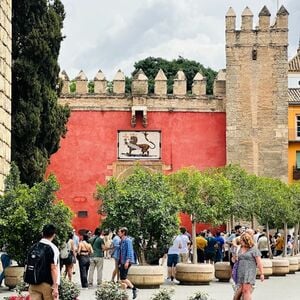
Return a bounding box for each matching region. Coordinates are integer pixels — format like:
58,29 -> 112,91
59,0 -> 300,81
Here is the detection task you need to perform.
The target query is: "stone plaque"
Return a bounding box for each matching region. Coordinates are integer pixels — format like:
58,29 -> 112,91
118,131 -> 161,160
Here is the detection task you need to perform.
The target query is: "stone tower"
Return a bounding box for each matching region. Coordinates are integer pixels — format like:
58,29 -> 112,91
0,0 -> 12,193
226,6 -> 289,181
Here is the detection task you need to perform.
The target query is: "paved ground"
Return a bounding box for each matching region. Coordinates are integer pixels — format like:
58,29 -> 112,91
1,259 -> 300,300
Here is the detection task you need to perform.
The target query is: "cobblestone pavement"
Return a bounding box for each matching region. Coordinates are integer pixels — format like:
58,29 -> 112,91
1,259 -> 300,300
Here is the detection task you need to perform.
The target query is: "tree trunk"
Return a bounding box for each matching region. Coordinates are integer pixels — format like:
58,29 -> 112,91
192,217 -> 197,264
137,249 -> 147,265
266,222 -> 273,259
230,215 -> 234,231
251,214 -> 255,230
293,223 -> 299,256
283,222 -> 288,257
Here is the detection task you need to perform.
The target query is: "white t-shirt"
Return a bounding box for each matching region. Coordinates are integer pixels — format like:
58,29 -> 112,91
40,238 -> 60,285
257,236 -> 268,252
168,235 -> 182,255
179,234 -> 190,254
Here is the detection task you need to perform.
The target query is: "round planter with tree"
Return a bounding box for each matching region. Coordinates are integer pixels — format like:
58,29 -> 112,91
97,166 -> 180,289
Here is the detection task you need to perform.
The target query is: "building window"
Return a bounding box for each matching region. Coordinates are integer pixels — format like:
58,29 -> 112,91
78,211 -> 88,218
296,116 -> 300,139
296,152 -> 300,169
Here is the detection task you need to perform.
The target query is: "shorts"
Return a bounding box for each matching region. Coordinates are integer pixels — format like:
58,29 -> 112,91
119,263 -> 131,280
205,252 -> 215,261
167,254 -> 179,267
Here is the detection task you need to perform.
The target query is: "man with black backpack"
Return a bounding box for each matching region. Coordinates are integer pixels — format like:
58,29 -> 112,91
25,224 -> 60,300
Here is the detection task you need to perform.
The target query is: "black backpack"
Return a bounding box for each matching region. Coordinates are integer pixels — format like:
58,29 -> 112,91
24,242 -> 52,284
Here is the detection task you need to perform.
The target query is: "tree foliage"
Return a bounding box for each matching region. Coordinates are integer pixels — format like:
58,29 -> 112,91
96,167 -> 180,265
169,167 -> 233,225
12,0 -> 70,186
129,57 -> 217,94
218,165 -> 259,222
253,177 -> 297,228
0,163 -> 73,266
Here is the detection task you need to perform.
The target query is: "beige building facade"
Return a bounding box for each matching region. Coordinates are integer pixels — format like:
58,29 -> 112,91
225,6 -> 289,181
0,0 -> 12,193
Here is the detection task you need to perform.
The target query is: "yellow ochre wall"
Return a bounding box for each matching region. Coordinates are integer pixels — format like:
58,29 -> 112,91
288,105 -> 300,183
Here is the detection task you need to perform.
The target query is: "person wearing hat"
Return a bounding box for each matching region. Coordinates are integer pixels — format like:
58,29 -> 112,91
275,233 -> 284,256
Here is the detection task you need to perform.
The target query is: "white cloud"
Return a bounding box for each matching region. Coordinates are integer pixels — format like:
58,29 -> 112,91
59,0 -> 299,80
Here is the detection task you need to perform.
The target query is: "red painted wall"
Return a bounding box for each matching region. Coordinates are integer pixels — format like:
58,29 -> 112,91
47,111 -> 226,233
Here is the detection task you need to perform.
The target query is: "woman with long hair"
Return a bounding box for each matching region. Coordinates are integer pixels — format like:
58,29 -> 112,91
60,232 -> 76,281
233,232 -> 264,300
77,233 -> 93,288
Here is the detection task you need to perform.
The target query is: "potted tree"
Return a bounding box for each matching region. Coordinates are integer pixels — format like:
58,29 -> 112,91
96,166 -> 180,288
169,167 -> 233,284
0,163 -> 73,289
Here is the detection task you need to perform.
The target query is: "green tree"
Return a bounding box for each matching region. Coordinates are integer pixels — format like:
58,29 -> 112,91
253,176 -> 296,257
88,80 -> 95,94
0,163 -> 73,266
169,167 -> 233,263
130,57 -> 217,94
289,183 -> 300,254
96,166 -> 180,265
219,165 -> 259,228
12,0 -> 70,186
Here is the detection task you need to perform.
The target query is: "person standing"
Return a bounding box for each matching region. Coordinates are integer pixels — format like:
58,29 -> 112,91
257,231 -> 269,258
118,227 -> 138,299
195,232 -> 207,263
27,224 -> 60,300
0,248 -> 11,287
205,232 -> 217,264
178,227 -> 190,263
215,231 -> 225,262
72,229 -> 79,275
111,230 -> 121,282
88,228 -> 106,287
275,233 -> 284,256
60,232 -> 76,281
233,233 -> 264,300
167,234 -> 182,282
77,234 -> 93,288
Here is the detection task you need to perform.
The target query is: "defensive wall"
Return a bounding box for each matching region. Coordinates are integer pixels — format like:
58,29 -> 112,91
48,5 -> 289,231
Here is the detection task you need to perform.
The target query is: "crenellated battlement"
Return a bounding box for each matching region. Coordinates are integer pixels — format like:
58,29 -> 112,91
226,5 -> 289,47
58,68 -> 226,114
59,67 -> 225,98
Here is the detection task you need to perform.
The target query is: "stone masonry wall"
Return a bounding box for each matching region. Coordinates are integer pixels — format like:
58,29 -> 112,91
226,6 -> 289,181
0,0 -> 12,193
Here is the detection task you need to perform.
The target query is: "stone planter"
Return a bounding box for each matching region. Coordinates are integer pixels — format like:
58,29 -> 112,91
175,263 -> 214,285
127,265 -> 164,289
271,259 -> 289,276
296,257 -> 300,271
214,262 -> 231,282
4,266 -> 24,289
278,257 -> 299,274
256,258 -> 272,279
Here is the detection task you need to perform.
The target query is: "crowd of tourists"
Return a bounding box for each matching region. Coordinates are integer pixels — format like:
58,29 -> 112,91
166,225 -> 296,300
59,226 -> 138,299
1,223 -> 297,300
